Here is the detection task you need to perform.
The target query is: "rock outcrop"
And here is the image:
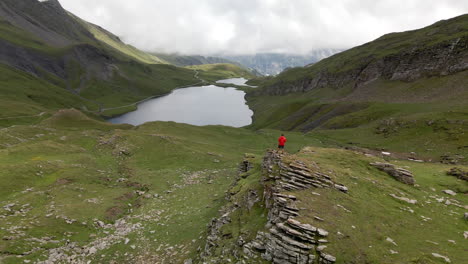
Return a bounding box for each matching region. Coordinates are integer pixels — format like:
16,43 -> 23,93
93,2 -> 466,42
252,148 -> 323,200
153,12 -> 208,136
0,0 -> 118,93
246,151 -> 347,264
200,150 -> 348,264
239,153 -> 255,174
257,29 -> 468,97
0,0 -> 94,47
370,162 -> 415,185
446,167 -> 468,181
0,40 -> 116,84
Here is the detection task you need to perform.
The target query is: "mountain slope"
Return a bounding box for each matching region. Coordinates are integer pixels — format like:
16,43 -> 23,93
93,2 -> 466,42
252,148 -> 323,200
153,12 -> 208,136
187,63 -> 256,82
257,15 -> 468,94
0,0 -> 252,123
0,5 -> 467,264
247,14 -> 468,163
0,0 -> 94,47
152,53 -> 235,67
0,110 -> 322,264
73,15 -> 168,65
200,148 -> 467,264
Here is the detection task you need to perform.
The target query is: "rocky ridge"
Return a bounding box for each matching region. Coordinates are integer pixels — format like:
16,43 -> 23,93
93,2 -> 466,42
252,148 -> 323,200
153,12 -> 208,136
244,151 -> 347,264
0,0 -> 94,47
257,15 -> 468,97
0,39 -> 116,87
201,150 -> 348,264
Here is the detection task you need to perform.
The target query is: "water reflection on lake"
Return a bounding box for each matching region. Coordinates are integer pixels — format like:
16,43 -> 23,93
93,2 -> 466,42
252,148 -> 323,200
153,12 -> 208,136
216,78 -> 256,87
108,85 -> 253,127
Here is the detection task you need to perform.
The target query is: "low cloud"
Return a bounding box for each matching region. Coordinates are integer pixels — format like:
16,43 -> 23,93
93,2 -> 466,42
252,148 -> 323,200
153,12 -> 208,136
59,0 -> 468,55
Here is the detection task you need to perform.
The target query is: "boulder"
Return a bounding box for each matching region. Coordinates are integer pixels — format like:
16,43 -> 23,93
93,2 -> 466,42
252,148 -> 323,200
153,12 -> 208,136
442,190 -> 457,196
446,167 -> 468,181
370,162 -> 415,185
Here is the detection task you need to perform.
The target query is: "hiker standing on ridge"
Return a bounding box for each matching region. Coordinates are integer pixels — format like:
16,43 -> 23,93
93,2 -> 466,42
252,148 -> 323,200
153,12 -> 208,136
278,134 -> 287,152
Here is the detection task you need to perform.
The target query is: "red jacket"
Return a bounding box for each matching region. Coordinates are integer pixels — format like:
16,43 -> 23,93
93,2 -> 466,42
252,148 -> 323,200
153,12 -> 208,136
278,136 -> 287,146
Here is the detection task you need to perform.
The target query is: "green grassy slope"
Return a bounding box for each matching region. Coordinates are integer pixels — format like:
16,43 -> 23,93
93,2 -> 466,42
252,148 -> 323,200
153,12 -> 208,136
246,15 -> 468,163
152,53 -> 235,67
0,109 -> 321,264
1,5 -> 466,263
203,147 -> 467,263
0,64 -> 96,126
0,107 -> 465,263
259,14 -> 468,87
72,14 -> 167,65
294,148 -> 467,263
0,19 -> 51,53
247,72 -> 468,161
0,2 -> 255,123
0,3 -> 192,118
187,63 -> 256,82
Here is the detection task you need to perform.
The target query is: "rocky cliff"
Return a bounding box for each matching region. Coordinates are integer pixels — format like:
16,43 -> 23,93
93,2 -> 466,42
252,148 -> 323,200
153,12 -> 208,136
256,14 -> 468,96
244,151 -> 348,264
0,39 -> 115,86
0,0 -> 204,118
261,36 -> 468,96
0,0 -> 122,94
200,150 -> 349,264
0,0 -> 94,47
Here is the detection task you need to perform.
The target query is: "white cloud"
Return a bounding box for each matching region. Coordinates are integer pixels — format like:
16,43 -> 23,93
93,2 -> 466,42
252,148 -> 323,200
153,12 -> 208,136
59,0 -> 468,55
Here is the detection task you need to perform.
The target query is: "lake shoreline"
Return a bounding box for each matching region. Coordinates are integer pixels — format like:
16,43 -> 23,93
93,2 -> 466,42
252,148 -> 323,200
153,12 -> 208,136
107,78 -> 254,127
103,77 -> 254,120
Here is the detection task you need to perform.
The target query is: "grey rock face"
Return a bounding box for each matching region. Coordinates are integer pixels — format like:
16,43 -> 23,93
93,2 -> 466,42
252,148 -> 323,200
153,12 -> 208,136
0,0 -> 94,47
247,150 -> 341,264
0,39 -> 116,90
370,162 -> 415,185
239,154 -> 255,174
259,35 -> 468,97
446,167 -> 468,181
200,150 -> 344,263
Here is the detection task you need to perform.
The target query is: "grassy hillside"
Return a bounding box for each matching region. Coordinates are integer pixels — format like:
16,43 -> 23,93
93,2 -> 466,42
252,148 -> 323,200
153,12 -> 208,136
0,109 -> 322,264
0,106 -> 466,264
202,147 -> 467,263
152,53 -> 235,67
187,63 -> 256,82
259,14 -> 468,87
73,14 -> 167,65
246,15 -> 468,164
0,1 -> 255,124
1,3 -> 466,263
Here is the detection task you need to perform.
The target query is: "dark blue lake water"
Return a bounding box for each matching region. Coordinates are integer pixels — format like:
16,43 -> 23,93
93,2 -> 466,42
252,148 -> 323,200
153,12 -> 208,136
108,85 -> 253,127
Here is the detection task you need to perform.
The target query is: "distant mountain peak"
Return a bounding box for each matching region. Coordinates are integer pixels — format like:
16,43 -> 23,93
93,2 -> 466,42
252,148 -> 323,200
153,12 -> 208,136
223,49 -> 343,76
38,0 -> 63,8
0,0 -> 93,47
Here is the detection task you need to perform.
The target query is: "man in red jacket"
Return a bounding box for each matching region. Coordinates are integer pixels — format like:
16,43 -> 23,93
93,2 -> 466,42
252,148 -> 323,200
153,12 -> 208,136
278,134 -> 287,152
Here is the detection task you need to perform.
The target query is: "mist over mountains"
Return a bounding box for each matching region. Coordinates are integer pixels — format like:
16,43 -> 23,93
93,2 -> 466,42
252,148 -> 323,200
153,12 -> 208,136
0,1 -> 467,263
222,49 -> 343,75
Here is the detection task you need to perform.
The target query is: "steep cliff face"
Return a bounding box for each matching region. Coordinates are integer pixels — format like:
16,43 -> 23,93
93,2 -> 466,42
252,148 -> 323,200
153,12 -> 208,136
200,151 -> 348,264
0,0 -> 94,47
260,36 -> 468,96
244,151 -> 347,264
0,39 -> 115,84
0,0 -> 203,118
246,15 -> 468,152
256,14 -> 468,97
0,0 -> 117,101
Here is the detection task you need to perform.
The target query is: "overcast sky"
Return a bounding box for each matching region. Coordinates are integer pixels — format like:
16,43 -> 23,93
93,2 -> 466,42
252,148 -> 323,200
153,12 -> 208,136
59,0 -> 468,55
